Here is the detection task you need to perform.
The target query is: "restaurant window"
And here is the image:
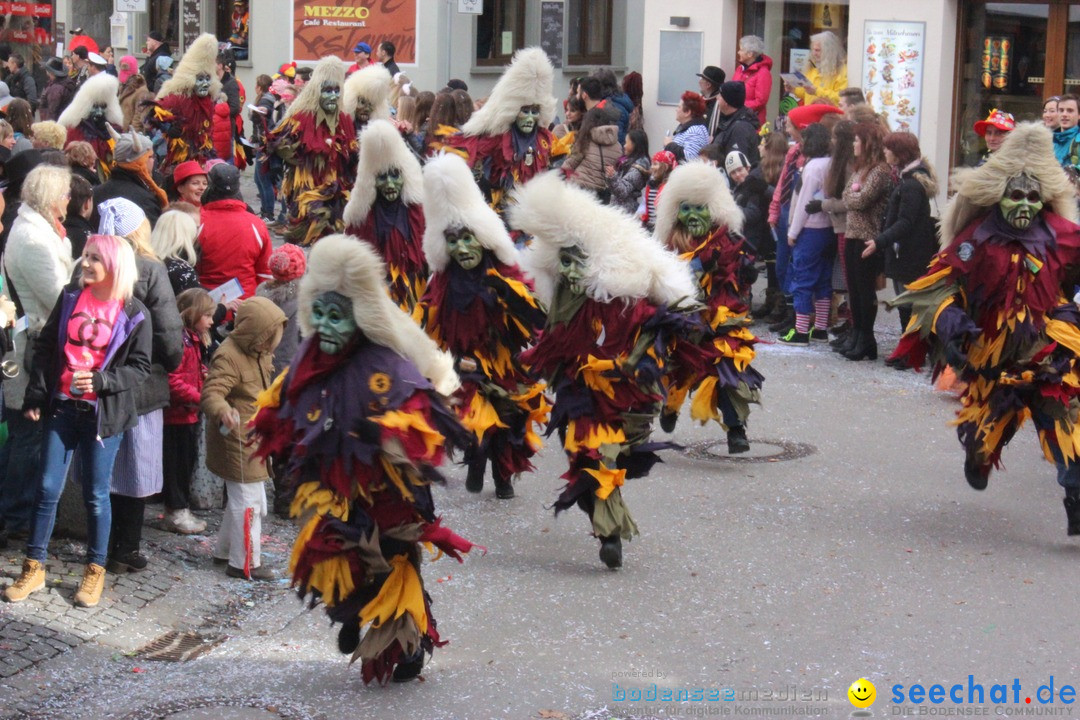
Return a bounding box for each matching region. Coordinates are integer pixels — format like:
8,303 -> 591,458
567,0 -> 612,66
476,0 -> 526,66
739,1 -> 850,121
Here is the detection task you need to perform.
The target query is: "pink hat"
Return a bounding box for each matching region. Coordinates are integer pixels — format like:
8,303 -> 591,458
268,243 -> 306,282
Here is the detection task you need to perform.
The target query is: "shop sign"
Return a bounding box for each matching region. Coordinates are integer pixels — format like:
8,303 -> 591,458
862,20 -> 925,136
292,0 -> 417,64
0,2 -> 53,16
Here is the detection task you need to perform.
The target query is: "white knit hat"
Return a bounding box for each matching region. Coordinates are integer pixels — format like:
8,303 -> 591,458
97,197 -> 147,236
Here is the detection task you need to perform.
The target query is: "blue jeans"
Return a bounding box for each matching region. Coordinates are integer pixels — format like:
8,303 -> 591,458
790,226 -> 836,314
253,155 -> 276,218
26,404 -> 123,565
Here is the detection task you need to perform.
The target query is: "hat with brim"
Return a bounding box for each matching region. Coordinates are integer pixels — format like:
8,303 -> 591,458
786,103 -> 844,130
697,65 -> 726,89
974,108 -> 1016,137
44,57 -> 66,78
87,52 -> 107,67
173,160 -> 207,187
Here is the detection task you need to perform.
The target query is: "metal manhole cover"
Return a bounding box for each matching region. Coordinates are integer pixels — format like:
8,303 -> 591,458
134,631 -> 226,662
122,697 -> 319,720
681,437 -> 816,463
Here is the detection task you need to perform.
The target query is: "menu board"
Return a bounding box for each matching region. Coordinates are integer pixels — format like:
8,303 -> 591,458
862,20 -> 925,135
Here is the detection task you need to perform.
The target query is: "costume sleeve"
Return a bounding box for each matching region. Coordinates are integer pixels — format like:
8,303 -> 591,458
201,351 -> 239,425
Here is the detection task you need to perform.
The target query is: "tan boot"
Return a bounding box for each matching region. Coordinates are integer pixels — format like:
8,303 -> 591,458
3,558 -> 46,603
73,563 -> 106,608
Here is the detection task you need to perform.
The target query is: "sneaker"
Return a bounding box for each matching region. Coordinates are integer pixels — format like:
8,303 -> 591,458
163,508 -> 206,535
2,558 -> 45,603
226,564 -> 278,581
74,563 -> 106,608
809,328 -> 830,343
107,551 -> 148,574
777,328 -> 809,346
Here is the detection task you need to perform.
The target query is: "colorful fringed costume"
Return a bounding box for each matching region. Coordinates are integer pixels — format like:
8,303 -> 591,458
414,151 -> 550,497
251,234 -> 479,683
57,72 -> 124,180
509,173 -> 698,567
65,122 -> 117,179
451,127 -> 556,214
269,57 -> 358,247
654,162 -> 763,448
890,123 -> 1080,536
343,120 -> 427,310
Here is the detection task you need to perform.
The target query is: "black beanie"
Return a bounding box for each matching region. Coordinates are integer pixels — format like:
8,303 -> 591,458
719,81 -> 746,109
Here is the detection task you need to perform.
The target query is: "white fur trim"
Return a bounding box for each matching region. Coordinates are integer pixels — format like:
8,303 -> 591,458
343,64 -> 392,121
421,153 -> 521,273
942,122 -> 1078,247
155,33 -> 221,101
282,56 -> 347,122
343,119 -> 424,227
298,234 -> 460,395
509,172 -> 698,307
653,161 -> 745,242
461,47 -> 556,138
58,72 -> 122,128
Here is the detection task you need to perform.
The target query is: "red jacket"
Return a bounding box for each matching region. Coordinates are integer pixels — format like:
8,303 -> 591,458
733,54 -> 774,127
213,101 -> 235,164
197,199 -> 273,298
165,329 -> 205,425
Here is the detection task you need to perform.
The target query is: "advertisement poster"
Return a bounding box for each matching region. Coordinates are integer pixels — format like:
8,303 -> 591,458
862,20 -> 925,135
292,0 -> 417,64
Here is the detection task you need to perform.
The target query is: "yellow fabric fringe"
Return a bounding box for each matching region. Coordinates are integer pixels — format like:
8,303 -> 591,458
564,420 -> 626,454
584,463 -> 627,501
375,409 -> 444,460
359,554 -> 428,634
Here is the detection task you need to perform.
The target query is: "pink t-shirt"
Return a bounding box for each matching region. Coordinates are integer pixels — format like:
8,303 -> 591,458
59,290 -> 122,402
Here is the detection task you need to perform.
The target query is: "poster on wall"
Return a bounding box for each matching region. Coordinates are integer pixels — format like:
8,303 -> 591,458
862,20 -> 925,135
292,0 -> 417,64
980,36 -> 1011,90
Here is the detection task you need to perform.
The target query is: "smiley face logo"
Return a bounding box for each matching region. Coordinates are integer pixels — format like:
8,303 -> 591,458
848,678 -> 876,708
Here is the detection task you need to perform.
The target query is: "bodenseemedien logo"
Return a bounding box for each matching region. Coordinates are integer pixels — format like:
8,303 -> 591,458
849,678 -> 876,715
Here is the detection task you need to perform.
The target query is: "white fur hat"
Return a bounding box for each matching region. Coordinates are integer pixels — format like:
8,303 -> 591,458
282,56 -> 346,122
58,72 -> 122,128
343,119 -> 424,227
155,33 -> 221,100
461,47 -> 556,138
942,122 -> 1078,246
343,63 -> 392,120
653,161 -> 744,242
421,152 -> 521,273
508,172 -> 698,307
298,234 -> 460,396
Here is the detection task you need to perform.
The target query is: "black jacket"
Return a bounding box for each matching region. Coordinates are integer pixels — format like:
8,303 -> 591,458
141,42 -> 172,89
732,166 -> 774,257
709,106 -> 761,166
132,256 -> 183,414
24,283 -> 152,439
220,72 -> 241,119
875,164 -> 939,283
8,67 -> 37,109
93,166 -> 163,227
63,214 -> 95,260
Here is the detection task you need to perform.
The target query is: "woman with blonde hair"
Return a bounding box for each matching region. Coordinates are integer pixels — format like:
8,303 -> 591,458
29,121 -> 66,151
150,209 -> 200,295
95,198 -> 183,574
2,233 -> 152,608
787,31 -> 847,106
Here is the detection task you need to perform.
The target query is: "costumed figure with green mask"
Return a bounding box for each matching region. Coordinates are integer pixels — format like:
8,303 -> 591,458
144,33 -> 220,177
342,119 -> 427,312
413,153 -> 549,500
250,234 -> 482,684
509,173 -> 699,569
890,123 -> 1080,536
342,63 -> 392,137
449,47 -> 561,216
269,57 -> 358,246
654,161 -> 764,455
58,72 -> 123,179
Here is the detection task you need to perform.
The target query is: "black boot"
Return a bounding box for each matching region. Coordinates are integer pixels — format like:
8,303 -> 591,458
751,288 -> 779,319
1064,493 -> 1080,536
493,464 -> 515,499
963,452 -> 989,491
832,328 -> 859,354
659,409 -> 678,433
768,305 -> 795,333
843,330 -> 877,361
337,619 -> 360,654
727,425 -> 750,454
599,535 -> 622,569
465,456 -> 485,493
392,649 -> 424,682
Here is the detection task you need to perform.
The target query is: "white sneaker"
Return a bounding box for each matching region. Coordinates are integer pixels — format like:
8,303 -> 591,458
165,509 -> 206,535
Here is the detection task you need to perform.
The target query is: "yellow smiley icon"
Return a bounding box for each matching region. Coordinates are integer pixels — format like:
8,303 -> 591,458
848,678 -> 876,708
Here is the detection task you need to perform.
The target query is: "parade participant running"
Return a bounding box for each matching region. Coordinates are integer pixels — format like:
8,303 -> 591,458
654,161 -> 764,454
269,57 -> 358,246
890,123 -> 1080,536
414,153 -> 548,500
510,172 -> 697,569
250,234 -> 480,683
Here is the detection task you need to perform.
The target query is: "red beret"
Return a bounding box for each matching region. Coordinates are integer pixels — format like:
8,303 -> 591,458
787,103 -> 844,130
173,160 -> 207,186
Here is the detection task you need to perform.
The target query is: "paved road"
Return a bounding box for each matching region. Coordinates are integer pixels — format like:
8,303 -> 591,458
2,296 -> 1077,720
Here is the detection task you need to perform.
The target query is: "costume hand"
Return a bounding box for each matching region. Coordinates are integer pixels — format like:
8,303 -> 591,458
861,240 -> 877,259
805,199 -> 823,215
